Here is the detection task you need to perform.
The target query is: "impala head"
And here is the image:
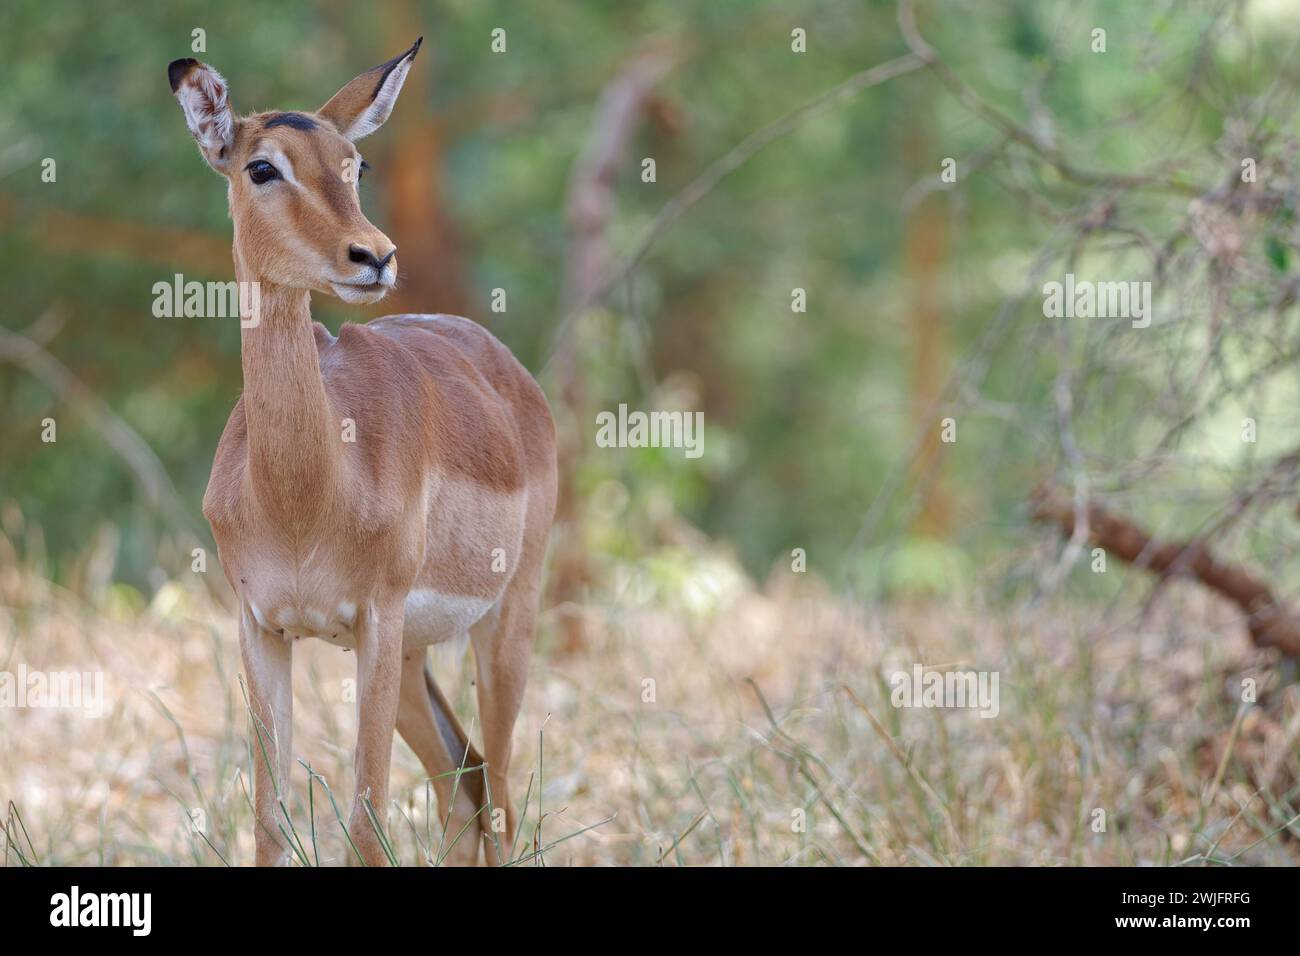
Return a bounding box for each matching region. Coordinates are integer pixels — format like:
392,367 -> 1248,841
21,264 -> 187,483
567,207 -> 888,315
167,39 -> 422,304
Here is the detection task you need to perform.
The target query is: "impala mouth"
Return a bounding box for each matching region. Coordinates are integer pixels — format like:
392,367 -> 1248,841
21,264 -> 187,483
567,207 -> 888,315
330,279 -> 390,304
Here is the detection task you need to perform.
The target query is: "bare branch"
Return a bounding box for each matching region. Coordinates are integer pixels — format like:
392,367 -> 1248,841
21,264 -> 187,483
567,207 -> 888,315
897,0 -> 1201,197
0,311 -> 202,544
1030,485 -> 1300,657
563,47 -> 677,316
543,51 -> 925,370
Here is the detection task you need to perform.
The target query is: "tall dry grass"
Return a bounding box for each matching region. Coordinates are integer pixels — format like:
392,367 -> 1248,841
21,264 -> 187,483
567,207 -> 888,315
2,508 -> 1298,866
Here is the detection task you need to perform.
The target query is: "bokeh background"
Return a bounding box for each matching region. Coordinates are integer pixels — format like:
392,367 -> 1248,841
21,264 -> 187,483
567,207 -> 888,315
4,0 -> 1300,865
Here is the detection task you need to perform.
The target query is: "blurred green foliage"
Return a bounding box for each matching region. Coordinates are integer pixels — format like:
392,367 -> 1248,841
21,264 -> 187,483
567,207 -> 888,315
1,0 -> 1295,597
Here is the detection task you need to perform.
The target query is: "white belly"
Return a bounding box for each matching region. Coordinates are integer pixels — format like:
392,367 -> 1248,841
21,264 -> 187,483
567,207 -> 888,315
250,589 -> 495,651
401,589 -> 497,649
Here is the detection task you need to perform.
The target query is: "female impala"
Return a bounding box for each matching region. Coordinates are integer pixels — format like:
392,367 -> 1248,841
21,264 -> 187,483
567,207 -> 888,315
167,40 -> 556,866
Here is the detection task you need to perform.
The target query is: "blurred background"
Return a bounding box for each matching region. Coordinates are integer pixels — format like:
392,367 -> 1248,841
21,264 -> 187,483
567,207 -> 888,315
4,0 -> 1300,866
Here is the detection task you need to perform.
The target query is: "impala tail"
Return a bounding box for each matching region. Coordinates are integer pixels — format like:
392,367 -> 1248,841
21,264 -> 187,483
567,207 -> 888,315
423,662 -> 489,832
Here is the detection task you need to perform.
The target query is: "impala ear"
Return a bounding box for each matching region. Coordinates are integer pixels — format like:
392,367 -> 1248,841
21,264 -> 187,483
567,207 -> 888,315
319,37 -> 422,142
168,58 -> 236,173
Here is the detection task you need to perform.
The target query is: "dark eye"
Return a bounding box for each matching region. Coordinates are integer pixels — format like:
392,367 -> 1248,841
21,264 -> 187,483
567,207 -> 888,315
358,159 -> 371,181
245,160 -> 280,185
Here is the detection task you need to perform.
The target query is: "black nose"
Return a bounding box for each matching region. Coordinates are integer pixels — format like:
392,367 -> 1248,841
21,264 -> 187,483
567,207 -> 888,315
348,245 -> 396,271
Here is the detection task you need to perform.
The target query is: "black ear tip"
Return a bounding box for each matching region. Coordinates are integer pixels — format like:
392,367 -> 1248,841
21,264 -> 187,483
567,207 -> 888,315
409,36 -> 423,58
168,58 -> 198,93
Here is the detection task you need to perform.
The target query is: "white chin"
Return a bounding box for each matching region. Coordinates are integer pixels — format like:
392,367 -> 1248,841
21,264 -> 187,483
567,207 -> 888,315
330,283 -> 389,305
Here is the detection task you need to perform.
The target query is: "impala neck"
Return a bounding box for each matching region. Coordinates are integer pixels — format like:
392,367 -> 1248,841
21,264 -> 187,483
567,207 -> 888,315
235,271 -> 341,526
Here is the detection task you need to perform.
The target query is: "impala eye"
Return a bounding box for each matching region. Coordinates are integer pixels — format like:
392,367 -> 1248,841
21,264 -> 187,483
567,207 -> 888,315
358,159 -> 371,181
245,160 -> 280,185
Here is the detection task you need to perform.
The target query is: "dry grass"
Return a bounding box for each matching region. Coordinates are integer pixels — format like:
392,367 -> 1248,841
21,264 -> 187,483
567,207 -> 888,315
3,520 -> 1299,866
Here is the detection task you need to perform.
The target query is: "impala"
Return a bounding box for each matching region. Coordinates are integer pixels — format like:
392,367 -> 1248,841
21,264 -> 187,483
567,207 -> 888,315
167,39 -> 557,866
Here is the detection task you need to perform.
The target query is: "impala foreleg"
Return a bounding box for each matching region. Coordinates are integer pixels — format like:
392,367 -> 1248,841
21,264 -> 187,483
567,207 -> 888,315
349,598 -> 405,866
240,605 -> 294,867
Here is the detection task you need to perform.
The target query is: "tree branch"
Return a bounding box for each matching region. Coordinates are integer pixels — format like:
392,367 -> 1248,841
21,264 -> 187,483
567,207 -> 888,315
897,0 -> 1201,197
542,51 -> 925,370
1029,485 -> 1300,657
0,311 -> 204,546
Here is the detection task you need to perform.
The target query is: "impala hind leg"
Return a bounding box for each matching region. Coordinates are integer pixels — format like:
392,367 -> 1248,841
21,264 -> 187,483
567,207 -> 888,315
239,605 -> 294,867
349,599 -> 405,866
470,576 -> 541,864
396,649 -> 486,865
